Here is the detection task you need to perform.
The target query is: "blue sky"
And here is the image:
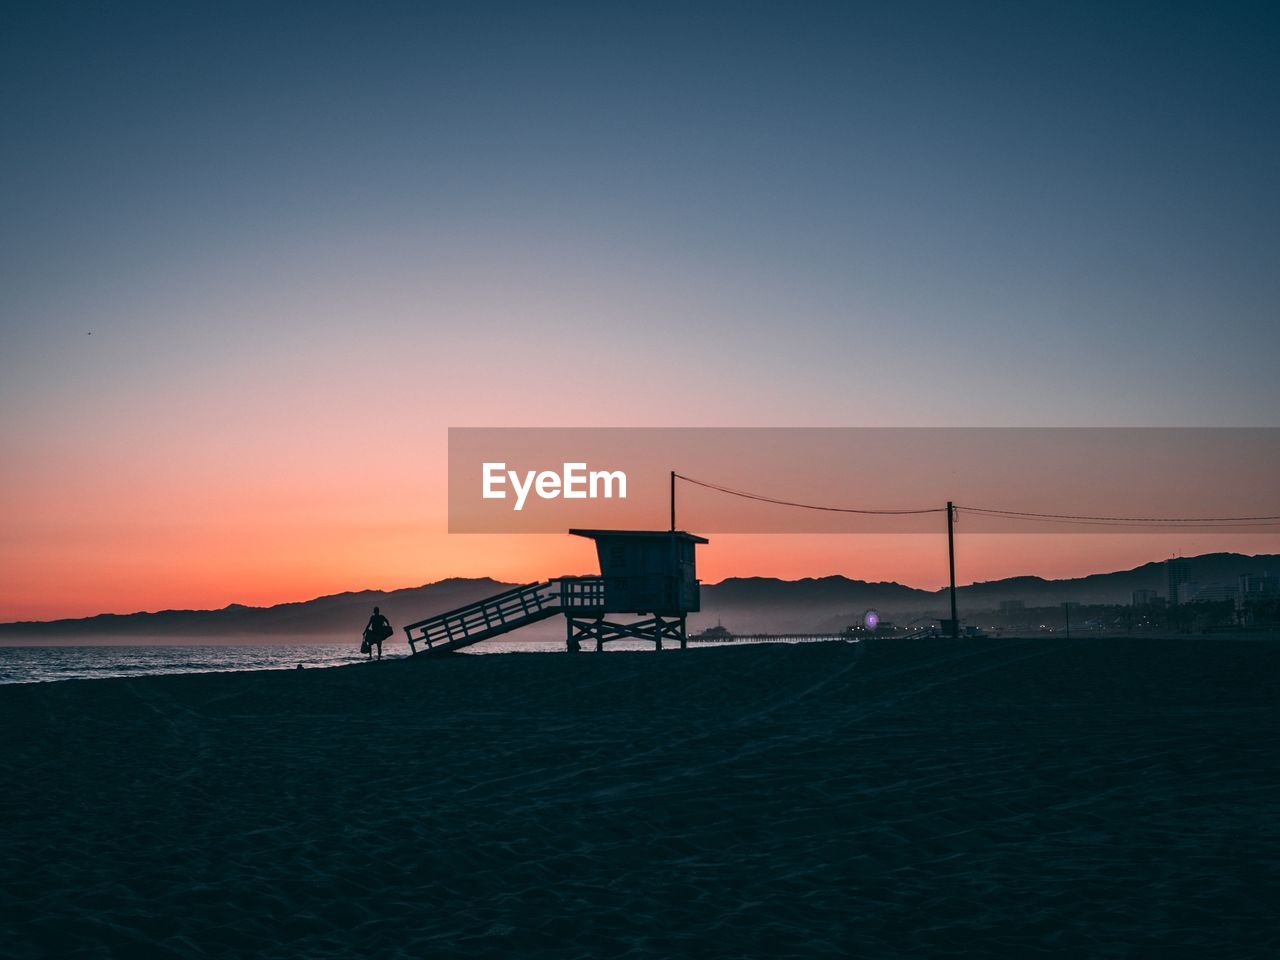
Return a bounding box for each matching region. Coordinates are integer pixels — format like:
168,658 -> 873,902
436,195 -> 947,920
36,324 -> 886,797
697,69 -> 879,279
4,1 -> 1278,423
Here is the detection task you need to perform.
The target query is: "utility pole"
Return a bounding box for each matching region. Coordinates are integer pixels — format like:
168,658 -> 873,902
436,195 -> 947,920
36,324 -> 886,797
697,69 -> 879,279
670,470 -> 676,532
1063,601 -> 1071,639
947,501 -> 958,638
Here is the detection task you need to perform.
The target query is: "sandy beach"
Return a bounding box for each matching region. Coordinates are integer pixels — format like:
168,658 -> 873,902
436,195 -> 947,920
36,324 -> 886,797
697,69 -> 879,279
3,637 -> 1278,958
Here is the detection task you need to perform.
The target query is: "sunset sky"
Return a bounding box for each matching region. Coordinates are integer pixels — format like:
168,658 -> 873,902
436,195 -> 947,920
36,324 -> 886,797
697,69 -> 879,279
2,2 -> 1278,620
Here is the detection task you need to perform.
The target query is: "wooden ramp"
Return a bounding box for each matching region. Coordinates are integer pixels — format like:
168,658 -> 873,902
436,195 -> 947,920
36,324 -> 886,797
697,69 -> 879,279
402,578 -> 605,654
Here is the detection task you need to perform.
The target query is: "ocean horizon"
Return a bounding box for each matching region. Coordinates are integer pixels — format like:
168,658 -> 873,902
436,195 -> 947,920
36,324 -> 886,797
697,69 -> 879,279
0,637 -> 851,684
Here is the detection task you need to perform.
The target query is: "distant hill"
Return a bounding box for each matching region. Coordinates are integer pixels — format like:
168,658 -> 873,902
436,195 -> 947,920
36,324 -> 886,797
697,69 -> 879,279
2,553 -> 1276,643
0,578 -> 519,644
951,551 -> 1279,607
697,553 -> 1280,633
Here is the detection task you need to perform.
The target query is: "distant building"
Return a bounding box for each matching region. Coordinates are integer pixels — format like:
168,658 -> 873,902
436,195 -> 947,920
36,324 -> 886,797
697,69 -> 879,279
693,621 -> 733,641
1131,589 -> 1158,607
1178,581 -> 1238,603
1236,574 -> 1280,625
1239,573 -> 1279,598
1166,558 -> 1192,605
998,600 -> 1025,615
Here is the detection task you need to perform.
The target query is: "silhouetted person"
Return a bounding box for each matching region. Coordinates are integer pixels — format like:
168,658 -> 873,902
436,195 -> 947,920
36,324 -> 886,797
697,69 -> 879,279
363,606 -> 392,660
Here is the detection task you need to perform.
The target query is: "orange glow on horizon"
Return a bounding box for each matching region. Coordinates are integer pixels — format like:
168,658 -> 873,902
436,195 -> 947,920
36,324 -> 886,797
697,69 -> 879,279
5,526 -> 1278,622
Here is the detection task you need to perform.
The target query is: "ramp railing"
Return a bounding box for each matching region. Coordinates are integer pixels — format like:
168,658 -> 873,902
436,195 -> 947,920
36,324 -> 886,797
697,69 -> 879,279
403,576 -> 614,654
554,576 -> 607,610
402,581 -> 554,653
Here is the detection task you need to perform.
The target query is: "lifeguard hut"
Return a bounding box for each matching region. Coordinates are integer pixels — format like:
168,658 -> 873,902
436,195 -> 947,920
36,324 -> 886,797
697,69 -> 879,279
561,529 -> 708,651
401,529 -> 709,655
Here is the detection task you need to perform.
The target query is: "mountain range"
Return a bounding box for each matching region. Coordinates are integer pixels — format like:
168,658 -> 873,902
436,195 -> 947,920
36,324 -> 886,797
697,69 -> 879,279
2,552 -> 1276,644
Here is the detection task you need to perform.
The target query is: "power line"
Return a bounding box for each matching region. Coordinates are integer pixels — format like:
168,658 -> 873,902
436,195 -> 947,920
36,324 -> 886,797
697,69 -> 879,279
672,473 -> 947,515
958,513 -> 1280,530
960,506 -> 1280,525
672,473 -> 1280,525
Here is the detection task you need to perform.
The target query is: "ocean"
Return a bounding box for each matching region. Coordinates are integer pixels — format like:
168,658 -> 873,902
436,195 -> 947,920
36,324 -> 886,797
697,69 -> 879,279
0,637 -> 781,684
0,640 -> 556,684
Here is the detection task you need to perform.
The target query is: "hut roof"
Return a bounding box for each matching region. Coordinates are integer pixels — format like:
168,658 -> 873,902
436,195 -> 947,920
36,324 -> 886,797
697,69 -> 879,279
569,529 -> 709,544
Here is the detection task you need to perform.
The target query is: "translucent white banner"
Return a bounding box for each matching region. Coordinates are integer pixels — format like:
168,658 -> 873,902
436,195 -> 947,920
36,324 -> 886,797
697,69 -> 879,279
448,428 -> 1280,534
